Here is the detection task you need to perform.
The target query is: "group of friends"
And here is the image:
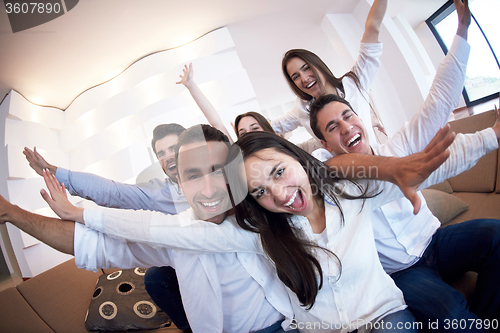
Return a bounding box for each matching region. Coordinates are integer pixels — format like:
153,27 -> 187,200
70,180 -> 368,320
2,0 -> 500,332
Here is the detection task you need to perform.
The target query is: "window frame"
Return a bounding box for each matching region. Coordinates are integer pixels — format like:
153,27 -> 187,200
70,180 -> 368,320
426,0 -> 500,107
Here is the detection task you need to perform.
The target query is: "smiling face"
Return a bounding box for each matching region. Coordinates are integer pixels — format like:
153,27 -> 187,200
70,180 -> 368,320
237,116 -> 264,137
315,101 -> 371,155
177,141 -> 231,224
244,148 -> 316,217
286,57 -> 330,100
155,134 -> 180,181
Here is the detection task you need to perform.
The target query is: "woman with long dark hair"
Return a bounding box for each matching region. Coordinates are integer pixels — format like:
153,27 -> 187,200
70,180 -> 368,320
232,131 -> 423,332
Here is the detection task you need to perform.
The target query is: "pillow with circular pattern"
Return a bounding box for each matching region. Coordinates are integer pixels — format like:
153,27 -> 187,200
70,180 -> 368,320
85,268 -> 172,331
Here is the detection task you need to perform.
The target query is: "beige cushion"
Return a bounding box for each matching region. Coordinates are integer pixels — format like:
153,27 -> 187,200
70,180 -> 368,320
17,259 -> 102,333
446,192 -> 500,226
0,287 -> 54,333
427,180 -> 454,194
421,189 -> 469,226
447,151 -> 497,193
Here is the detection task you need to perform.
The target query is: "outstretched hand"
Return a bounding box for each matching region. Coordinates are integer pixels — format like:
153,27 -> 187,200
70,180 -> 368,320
40,169 -> 84,223
493,93 -> 500,139
390,124 -> 455,214
176,63 -> 194,87
23,147 -> 57,176
454,0 -> 471,40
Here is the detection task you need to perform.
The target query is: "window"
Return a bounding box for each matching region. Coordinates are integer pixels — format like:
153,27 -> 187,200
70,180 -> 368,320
426,0 -> 499,107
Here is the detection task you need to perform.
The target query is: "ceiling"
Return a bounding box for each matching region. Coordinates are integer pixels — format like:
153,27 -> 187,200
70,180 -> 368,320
0,0 -> 447,110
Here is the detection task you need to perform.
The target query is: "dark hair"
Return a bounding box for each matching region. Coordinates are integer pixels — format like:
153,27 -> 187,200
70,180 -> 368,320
309,94 -> 356,141
282,49 -> 362,102
174,124 -> 231,164
233,131 -> 370,309
151,123 -> 186,155
234,112 -> 275,139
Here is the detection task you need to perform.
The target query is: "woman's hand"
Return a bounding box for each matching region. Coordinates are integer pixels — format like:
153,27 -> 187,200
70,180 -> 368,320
176,63 -> 194,88
41,169 -> 85,224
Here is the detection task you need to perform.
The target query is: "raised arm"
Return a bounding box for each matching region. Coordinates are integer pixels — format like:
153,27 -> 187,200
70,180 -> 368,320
177,63 -> 234,143
324,125 -> 455,213
39,168 -> 261,253
386,0 -> 471,154
455,0 -> 471,40
0,194 -> 75,255
361,0 -> 388,43
24,147 -> 179,214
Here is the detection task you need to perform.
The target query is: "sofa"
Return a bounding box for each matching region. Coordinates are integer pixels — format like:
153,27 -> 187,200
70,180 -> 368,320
0,110 -> 498,333
0,259 -> 182,333
422,109 -> 500,297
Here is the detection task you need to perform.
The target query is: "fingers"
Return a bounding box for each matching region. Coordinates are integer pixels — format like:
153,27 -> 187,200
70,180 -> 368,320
61,183 -> 68,198
426,130 -> 455,172
423,124 -> 451,154
40,188 -> 50,203
23,147 -> 34,161
42,169 -> 63,196
401,188 -> 422,215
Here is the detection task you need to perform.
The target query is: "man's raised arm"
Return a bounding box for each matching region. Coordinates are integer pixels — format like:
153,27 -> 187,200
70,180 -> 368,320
0,194 -> 75,255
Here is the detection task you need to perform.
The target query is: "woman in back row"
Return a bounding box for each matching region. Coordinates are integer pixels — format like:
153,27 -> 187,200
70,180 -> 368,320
178,0 -> 387,153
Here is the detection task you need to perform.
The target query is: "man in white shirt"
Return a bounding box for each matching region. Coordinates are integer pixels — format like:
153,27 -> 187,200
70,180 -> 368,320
7,124 -> 299,333
308,92 -> 500,329
24,123 -> 192,330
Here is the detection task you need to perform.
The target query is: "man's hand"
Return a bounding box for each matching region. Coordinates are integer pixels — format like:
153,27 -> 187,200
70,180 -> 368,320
493,94 -> 500,139
389,124 -> 455,214
176,63 -> 194,88
23,147 -> 57,176
41,169 -> 85,224
455,0 -> 471,40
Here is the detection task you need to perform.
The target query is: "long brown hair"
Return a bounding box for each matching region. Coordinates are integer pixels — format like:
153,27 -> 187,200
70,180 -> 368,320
282,49 -> 362,102
234,111 -> 275,139
231,131 -> 374,309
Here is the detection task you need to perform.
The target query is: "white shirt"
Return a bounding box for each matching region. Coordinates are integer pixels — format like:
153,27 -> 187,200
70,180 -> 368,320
74,212 -> 293,333
271,42 -> 381,149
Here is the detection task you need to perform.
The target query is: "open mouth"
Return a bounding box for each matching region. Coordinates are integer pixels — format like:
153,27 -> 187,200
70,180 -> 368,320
167,162 -> 177,173
306,81 -> 316,89
347,134 -> 361,148
283,189 -> 306,212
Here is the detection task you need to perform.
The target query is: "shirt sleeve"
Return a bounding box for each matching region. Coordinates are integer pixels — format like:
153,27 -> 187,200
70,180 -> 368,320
385,35 -> 470,155
344,42 -> 383,146
56,168 -> 178,214
297,138 -> 324,155
73,222 -> 173,271
271,98 -> 306,135
83,207 -> 263,254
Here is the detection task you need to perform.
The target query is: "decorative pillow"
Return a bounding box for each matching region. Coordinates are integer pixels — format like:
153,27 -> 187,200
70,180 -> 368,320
421,189 -> 469,226
85,268 -> 172,331
426,179 -> 454,194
